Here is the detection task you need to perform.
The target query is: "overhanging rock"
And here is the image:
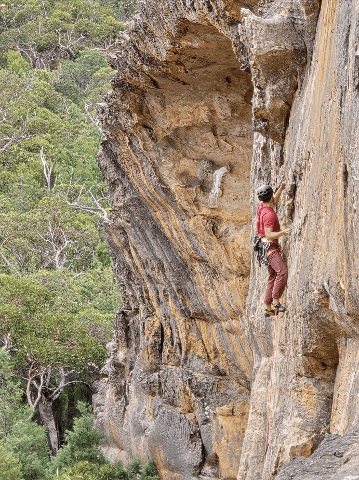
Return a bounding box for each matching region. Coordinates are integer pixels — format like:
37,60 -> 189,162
93,0 -> 359,479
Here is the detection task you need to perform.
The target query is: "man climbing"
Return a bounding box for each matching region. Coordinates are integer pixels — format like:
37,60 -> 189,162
256,184 -> 290,317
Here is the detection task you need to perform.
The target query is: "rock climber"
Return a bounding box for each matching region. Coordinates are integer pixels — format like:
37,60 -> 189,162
256,184 -> 290,317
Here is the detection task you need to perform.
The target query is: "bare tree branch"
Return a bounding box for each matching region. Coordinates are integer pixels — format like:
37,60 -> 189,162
0,108 -> 8,123
48,380 -> 92,402
45,366 -> 52,388
0,235 -> 21,277
84,101 -> 102,132
72,271 -> 84,279
0,235 -> 17,249
26,363 -> 45,410
34,221 -> 73,270
64,182 -> 109,222
39,147 -> 53,193
0,252 -> 21,277
0,133 -> 36,154
0,112 -> 36,153
1,332 -> 16,351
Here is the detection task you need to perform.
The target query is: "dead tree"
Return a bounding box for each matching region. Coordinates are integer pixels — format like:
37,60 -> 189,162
34,222 -> 74,271
39,147 -> 54,193
84,101 -> 102,132
0,115 -> 36,154
60,174 -> 109,222
0,133 -> 36,154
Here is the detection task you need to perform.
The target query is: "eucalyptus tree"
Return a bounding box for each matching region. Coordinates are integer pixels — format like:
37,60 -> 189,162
0,274 -> 116,454
0,0 -> 125,69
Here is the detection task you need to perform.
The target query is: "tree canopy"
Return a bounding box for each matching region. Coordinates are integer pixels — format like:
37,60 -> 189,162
0,0 -> 129,461
0,0 -> 125,69
0,0 -> 147,474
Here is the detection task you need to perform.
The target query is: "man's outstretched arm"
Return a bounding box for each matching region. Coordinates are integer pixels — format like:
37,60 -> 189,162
273,182 -> 286,206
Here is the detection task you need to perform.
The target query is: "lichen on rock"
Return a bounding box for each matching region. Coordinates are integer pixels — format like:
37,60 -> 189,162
93,0 -> 359,479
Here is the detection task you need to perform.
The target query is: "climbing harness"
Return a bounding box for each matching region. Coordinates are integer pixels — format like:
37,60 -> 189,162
253,235 -> 271,268
264,310 -> 278,460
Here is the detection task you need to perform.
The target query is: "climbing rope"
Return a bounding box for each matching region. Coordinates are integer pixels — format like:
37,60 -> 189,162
264,310 -> 278,461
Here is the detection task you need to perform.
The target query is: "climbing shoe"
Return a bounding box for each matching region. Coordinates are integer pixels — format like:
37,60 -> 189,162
264,308 -> 276,318
273,303 -> 286,314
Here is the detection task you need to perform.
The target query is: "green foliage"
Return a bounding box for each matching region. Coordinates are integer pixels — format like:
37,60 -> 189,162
50,402 -> 106,476
6,50 -> 31,74
0,348 -> 30,438
55,457 -> 159,480
4,419 -> 50,480
0,37 -> 116,445
0,386 -> 159,480
54,49 -> 108,103
53,383 -> 92,438
0,275 -> 111,370
141,458 -> 159,480
55,461 -> 123,480
50,403 -> 158,479
0,0 -> 130,471
0,57 -> 111,275
96,241 -> 112,267
0,444 -> 24,480
126,454 -> 158,479
0,1 -> 125,69
99,0 -> 137,21
55,461 -> 99,480
0,66 -> 104,196
0,349 -> 50,479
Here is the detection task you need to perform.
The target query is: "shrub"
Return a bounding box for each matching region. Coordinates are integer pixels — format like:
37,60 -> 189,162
49,402 -> 106,476
55,457 -> 159,480
0,444 -> 24,480
4,419 -> 50,480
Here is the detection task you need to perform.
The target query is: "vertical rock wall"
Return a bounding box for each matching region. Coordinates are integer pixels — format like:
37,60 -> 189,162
93,0 -> 359,479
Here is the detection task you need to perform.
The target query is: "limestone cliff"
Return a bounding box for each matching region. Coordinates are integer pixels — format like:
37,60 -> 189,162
93,0 -> 359,479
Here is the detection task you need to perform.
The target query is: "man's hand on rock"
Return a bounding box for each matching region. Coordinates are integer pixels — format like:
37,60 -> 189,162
273,183 -> 286,205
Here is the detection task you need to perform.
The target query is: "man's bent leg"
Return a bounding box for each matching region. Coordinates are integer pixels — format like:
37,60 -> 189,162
268,250 -> 287,301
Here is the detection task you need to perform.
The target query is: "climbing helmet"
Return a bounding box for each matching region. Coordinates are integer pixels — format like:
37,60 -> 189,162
257,184 -> 273,202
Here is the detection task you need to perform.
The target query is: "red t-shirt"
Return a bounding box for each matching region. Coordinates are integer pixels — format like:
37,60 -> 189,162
256,202 -> 280,245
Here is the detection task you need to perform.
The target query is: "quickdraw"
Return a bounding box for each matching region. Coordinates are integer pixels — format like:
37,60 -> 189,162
253,235 -> 271,268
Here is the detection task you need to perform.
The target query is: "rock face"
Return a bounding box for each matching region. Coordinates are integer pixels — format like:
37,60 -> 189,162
276,433 -> 359,480
93,0 -> 359,479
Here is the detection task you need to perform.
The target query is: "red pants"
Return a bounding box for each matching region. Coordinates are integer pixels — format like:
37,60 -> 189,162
264,249 -> 287,305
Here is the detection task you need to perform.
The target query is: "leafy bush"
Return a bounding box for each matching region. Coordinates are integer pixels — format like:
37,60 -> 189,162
54,49 -> 108,103
55,456 -> 159,480
0,1 -> 125,69
0,348 -> 30,438
6,50 -> 31,74
55,461 -> 126,480
126,454 -> 158,480
50,402 -> 158,479
50,402 -> 106,476
0,444 -> 24,480
0,348 -> 49,479
4,419 -> 51,480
